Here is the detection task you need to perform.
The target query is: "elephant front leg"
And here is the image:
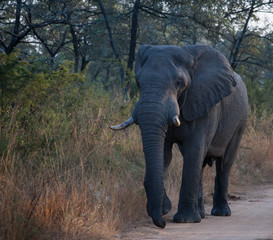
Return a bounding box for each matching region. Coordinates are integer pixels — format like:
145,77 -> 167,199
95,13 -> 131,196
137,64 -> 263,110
173,145 -> 203,223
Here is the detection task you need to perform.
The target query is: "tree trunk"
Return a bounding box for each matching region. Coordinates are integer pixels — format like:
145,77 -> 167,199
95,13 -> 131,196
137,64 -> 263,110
70,24 -> 79,73
6,0 -> 22,54
96,0 -> 125,84
80,55 -> 89,72
124,0 -> 141,99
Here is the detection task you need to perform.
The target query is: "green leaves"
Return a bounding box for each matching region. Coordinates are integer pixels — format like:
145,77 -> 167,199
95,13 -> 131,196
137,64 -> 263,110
0,52 -> 86,152
0,52 -> 29,113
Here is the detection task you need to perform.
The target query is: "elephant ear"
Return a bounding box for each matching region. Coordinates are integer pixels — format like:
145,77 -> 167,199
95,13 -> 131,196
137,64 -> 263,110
135,45 -> 153,84
182,45 -> 237,121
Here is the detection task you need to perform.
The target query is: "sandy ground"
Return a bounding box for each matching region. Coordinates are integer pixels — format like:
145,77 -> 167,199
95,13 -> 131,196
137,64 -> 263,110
116,184 -> 273,240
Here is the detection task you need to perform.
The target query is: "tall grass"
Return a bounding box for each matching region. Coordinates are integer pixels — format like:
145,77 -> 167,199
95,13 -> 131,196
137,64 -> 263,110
236,110 -> 273,183
0,90 -> 146,239
1,91 -> 273,239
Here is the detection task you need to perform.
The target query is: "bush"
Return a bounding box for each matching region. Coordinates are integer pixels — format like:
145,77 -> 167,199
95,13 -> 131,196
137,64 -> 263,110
1,53 -> 86,156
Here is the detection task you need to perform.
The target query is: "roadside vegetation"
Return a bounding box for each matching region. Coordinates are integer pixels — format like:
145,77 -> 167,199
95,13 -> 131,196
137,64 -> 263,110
1,1 -> 273,239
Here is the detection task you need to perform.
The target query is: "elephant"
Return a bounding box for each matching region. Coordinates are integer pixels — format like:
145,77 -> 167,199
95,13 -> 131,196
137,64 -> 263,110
110,44 -> 248,228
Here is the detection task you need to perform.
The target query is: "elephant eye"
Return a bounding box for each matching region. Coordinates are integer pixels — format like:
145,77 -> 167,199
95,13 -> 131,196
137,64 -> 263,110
175,80 -> 181,88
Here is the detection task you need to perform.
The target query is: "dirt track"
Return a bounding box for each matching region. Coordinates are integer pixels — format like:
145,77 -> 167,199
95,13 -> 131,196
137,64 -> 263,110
117,185 -> 273,240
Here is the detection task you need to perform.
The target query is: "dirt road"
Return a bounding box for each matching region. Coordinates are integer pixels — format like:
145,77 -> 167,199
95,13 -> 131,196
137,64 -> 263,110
117,185 -> 273,240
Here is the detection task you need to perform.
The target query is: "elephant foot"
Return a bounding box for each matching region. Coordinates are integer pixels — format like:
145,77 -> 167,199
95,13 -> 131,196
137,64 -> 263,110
173,210 -> 201,223
161,193 -> 172,216
211,202 -> 231,216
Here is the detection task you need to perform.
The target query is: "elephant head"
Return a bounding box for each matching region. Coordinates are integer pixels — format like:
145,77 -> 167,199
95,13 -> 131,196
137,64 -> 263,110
111,45 -> 236,228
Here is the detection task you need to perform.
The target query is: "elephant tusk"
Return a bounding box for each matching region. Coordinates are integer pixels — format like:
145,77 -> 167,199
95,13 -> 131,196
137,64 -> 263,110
110,117 -> 134,131
172,115 -> 180,127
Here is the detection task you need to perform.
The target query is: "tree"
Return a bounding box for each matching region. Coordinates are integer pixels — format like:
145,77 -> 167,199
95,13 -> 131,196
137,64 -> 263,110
0,0 -> 68,54
0,0 -> 33,54
96,0 -> 125,82
1,0 -> 273,109
32,25 -> 70,66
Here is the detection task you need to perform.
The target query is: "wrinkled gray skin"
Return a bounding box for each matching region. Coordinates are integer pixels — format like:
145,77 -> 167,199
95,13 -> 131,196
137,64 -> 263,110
113,45 -> 248,228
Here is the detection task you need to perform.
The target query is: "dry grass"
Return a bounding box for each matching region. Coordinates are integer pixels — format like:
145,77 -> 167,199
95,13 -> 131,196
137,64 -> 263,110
236,111 -> 273,183
1,103 -> 273,239
0,97 -> 146,240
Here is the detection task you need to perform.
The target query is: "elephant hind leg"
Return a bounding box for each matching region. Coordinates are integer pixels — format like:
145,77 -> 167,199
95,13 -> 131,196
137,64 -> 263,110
211,157 -> 232,216
211,129 -> 244,216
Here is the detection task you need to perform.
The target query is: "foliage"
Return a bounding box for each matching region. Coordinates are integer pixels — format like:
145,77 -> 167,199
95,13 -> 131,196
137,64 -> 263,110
0,52 -> 85,156
245,78 -> 273,115
1,0 -> 273,103
0,52 -> 28,113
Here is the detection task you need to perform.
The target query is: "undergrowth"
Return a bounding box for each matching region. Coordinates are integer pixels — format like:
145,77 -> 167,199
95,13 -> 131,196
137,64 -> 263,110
0,88 -> 146,239
236,110 -> 273,183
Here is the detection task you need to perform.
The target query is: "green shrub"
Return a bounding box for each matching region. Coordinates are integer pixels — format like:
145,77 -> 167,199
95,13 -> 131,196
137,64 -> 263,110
0,53 -> 88,155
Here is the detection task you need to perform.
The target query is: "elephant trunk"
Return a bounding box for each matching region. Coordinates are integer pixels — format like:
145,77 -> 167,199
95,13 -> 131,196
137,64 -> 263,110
138,101 -> 167,228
